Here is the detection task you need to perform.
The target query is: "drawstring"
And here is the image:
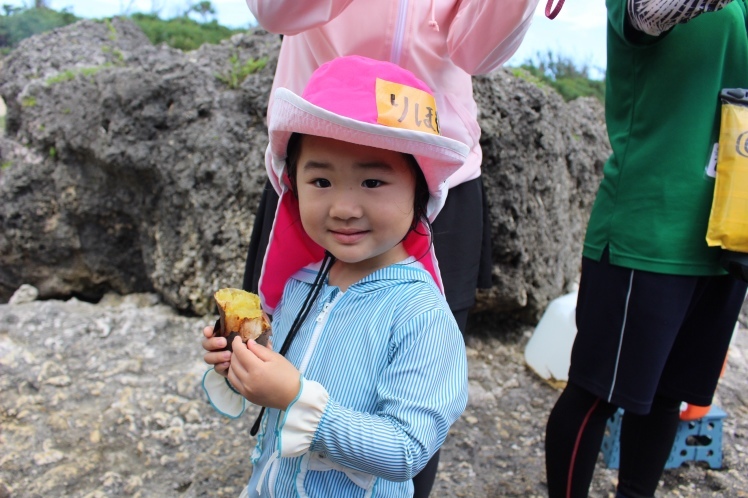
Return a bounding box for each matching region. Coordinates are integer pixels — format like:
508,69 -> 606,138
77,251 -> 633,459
545,0 -> 565,19
249,251 -> 337,436
256,451 -> 279,494
428,0 -> 440,31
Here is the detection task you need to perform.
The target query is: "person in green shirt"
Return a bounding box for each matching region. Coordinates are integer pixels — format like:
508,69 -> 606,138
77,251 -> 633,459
544,0 -> 748,496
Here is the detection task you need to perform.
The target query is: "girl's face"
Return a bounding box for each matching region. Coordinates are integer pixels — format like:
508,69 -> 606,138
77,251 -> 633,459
295,135 -> 416,278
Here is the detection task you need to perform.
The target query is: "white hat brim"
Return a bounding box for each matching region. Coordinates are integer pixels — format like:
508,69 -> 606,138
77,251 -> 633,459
267,88 -> 470,219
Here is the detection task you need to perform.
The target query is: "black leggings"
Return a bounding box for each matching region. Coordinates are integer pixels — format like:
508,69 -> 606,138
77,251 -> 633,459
412,449 -> 440,498
545,383 -> 682,498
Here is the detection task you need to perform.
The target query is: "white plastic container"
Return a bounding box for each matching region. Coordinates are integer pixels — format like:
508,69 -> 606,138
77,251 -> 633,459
524,291 -> 578,383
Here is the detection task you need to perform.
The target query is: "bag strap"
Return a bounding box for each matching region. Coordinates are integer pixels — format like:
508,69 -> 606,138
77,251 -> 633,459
721,88 -> 748,106
545,0 -> 565,19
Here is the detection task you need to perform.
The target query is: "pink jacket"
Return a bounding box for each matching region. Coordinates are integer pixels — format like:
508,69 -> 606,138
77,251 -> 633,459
246,0 -> 538,187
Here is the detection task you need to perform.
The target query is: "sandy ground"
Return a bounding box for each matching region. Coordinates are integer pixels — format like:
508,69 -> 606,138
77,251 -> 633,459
0,292 -> 747,497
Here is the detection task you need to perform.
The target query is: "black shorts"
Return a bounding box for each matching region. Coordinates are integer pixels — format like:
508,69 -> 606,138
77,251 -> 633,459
242,177 -> 492,314
569,249 -> 747,414
432,177 -> 493,312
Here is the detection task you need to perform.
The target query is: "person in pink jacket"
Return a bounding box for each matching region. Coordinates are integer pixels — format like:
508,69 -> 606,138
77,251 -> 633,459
241,1 -> 539,496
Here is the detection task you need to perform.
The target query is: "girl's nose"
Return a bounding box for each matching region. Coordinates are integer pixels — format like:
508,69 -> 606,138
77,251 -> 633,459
329,189 -> 363,219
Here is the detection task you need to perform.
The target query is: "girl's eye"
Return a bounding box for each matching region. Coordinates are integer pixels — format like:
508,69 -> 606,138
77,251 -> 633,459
312,178 -> 331,188
362,179 -> 383,188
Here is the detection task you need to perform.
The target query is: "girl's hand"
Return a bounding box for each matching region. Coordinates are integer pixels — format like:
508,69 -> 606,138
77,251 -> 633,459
202,325 -> 232,377
227,337 -> 301,410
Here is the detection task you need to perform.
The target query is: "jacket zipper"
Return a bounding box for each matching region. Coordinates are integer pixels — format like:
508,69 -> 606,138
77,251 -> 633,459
391,0 -> 409,65
300,292 -> 343,373
266,291 -> 343,494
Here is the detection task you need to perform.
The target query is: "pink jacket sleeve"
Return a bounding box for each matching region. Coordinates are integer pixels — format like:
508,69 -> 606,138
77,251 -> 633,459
447,0 -> 539,75
246,0 -> 357,35
247,0 -> 539,75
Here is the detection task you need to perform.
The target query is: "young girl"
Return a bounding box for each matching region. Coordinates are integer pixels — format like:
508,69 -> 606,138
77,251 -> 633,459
201,56 -> 469,497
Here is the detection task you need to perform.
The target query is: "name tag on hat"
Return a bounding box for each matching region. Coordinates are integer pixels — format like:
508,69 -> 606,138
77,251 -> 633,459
376,78 -> 440,135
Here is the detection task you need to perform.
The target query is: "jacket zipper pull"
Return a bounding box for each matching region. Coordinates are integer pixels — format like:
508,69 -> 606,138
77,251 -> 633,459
316,302 -> 333,322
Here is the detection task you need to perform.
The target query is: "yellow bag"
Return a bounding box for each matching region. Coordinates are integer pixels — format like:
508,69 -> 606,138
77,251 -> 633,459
706,89 -> 748,252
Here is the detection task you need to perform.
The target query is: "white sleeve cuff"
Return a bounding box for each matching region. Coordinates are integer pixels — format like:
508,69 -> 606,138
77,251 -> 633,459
277,377 -> 329,457
202,368 -> 246,419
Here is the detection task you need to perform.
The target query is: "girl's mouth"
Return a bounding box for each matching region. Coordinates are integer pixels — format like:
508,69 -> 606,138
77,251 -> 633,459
330,229 -> 368,244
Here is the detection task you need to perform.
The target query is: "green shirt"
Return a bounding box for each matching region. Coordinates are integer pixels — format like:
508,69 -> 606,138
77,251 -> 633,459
583,0 -> 748,275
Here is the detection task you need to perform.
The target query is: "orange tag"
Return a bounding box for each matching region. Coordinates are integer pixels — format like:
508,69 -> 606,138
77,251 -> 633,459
376,78 -> 440,135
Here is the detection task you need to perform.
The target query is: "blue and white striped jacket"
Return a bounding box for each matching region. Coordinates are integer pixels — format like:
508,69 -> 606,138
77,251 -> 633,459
203,259 -> 468,497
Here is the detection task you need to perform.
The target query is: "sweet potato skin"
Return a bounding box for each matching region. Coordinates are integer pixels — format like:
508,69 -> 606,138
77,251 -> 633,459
213,288 -> 271,351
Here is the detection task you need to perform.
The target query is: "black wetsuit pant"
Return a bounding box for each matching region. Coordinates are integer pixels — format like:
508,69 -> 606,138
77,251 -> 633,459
545,382 -> 682,498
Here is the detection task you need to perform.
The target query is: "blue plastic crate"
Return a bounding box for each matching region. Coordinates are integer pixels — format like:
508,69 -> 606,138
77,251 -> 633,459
601,405 -> 726,470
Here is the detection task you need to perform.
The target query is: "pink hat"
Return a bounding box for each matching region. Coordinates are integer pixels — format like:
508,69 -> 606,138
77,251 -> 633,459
260,55 -> 470,312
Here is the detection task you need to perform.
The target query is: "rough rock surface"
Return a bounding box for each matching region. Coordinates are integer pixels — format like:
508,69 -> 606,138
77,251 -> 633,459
1,294 -> 746,497
0,18 -> 279,315
0,19 -> 610,322
472,79 -> 605,321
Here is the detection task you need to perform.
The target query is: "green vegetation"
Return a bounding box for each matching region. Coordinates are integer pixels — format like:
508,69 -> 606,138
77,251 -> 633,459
130,12 -> 241,51
1,161 -> 12,170
0,4 -> 79,55
45,70 -> 76,84
216,54 -> 267,88
104,18 -> 118,41
190,1 -> 216,23
510,67 -> 552,92
1,3 -> 244,54
45,64 -> 111,85
514,51 -> 605,103
21,96 -> 36,107
101,45 -> 125,63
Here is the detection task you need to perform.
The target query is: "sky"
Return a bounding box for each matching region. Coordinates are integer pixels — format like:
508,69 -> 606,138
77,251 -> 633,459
6,0 -> 608,77
510,0 -> 608,77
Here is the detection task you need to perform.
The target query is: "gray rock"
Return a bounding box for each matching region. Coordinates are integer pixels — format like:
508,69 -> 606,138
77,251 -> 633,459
0,19 -> 609,322
473,73 -> 607,322
0,19 -> 278,315
8,284 -> 38,305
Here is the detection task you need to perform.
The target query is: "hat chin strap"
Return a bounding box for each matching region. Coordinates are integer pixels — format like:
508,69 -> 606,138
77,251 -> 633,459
250,251 -> 336,437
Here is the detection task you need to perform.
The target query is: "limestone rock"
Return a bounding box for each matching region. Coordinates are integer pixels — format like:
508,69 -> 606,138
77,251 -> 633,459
0,19 -> 609,322
9,284 -> 38,305
1,296 -> 746,497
